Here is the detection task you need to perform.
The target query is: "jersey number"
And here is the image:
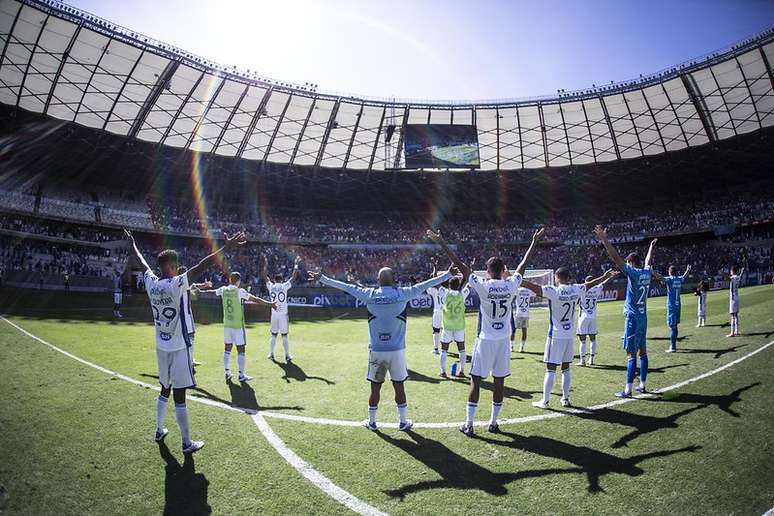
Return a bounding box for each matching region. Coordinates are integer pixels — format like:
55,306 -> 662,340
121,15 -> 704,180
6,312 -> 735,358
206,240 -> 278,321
637,286 -> 647,305
490,300 -> 508,318
271,292 -> 286,303
560,301 -> 576,322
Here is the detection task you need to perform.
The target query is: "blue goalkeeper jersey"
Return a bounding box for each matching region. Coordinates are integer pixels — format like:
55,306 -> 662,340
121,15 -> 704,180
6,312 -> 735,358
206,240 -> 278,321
320,272 -> 452,352
623,264 -> 652,318
664,276 -> 683,315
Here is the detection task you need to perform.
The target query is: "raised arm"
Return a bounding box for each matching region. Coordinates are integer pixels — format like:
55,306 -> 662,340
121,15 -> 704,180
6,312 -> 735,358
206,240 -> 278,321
289,256 -> 301,285
593,225 -> 626,271
520,278 -> 543,297
406,269 -> 454,299
186,232 -> 247,282
681,264 -> 692,280
645,238 -> 657,268
584,269 -> 619,290
515,227 -> 545,276
426,230 -> 470,282
310,269 -> 371,302
124,229 -> 152,273
247,293 -> 277,310
262,255 -> 272,285
190,280 -> 213,292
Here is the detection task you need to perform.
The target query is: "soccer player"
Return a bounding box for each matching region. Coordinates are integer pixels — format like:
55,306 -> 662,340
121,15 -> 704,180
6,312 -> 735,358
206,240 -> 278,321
658,260 -> 691,353
201,272 -> 275,382
438,269 -> 471,378
178,265 -> 212,367
426,257 -> 445,354
263,255 -> 301,362
526,268 -> 618,408
125,229 -> 246,454
695,279 -> 709,327
510,287 -> 533,352
577,271 -> 619,366
309,232 -> 465,432
594,226 -> 654,398
728,265 -> 744,337
112,268 -> 123,318
459,228 -> 544,436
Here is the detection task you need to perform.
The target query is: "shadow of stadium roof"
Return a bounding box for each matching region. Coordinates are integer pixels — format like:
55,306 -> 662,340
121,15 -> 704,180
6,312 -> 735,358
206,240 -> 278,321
1,0 -> 773,173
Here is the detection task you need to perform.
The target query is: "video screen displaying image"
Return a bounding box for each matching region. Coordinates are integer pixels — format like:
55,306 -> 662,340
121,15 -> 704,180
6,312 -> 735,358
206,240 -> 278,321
403,124 -> 480,169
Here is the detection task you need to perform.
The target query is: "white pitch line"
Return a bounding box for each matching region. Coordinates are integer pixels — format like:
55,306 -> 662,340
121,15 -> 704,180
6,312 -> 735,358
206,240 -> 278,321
0,316 -> 387,516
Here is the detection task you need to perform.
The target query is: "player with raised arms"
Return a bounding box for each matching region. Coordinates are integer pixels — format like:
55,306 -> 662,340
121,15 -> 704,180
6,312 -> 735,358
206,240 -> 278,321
425,257 -> 445,355
523,268 -> 619,408
125,229 -> 246,454
655,252 -> 691,353
728,265 -> 744,337
198,272 -> 276,383
594,226 -> 654,398
263,255 -> 301,362
695,279 -> 709,327
459,227 -> 544,436
309,230 -> 465,432
576,271 -> 618,366
438,265 -> 472,378
510,287 -> 534,352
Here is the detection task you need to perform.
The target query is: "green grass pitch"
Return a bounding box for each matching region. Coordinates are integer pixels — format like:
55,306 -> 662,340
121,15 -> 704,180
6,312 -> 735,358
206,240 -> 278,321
1,285 -> 773,515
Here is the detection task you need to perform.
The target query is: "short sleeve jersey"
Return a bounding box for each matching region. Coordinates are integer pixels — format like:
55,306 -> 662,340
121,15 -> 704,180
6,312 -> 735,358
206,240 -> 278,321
143,271 -> 191,351
467,272 -> 523,340
543,283 -> 587,339
216,285 -> 250,329
267,280 -> 292,314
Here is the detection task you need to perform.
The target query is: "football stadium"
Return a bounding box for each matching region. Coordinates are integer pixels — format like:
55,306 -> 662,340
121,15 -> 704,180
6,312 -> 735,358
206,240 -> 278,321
1,0 -> 773,514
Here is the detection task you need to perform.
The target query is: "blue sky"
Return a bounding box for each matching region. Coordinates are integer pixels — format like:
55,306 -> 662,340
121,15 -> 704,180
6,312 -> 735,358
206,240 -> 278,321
71,0 -> 774,101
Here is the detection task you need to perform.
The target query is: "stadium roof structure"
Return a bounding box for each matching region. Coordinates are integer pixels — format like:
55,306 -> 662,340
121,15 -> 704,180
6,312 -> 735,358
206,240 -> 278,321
1,0 -> 774,173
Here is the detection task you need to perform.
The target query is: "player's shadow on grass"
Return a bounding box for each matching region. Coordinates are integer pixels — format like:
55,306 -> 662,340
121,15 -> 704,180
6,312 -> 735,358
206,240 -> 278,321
650,335 -> 690,342
589,363 -> 688,374
705,322 -> 731,328
476,430 -> 701,493
446,351 -> 471,363
272,359 -> 335,385
158,441 -> 210,515
677,343 -> 748,359
407,369 -> 443,384
645,382 -> 760,418
739,330 -> 774,338
376,430 -> 575,499
564,404 -> 706,449
138,374 -> 303,413
480,380 -> 539,401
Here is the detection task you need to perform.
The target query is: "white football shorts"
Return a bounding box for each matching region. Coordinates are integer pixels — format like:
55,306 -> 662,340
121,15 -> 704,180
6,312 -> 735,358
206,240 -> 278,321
224,327 -> 246,346
156,347 -> 195,389
469,338 -> 511,379
367,349 -> 408,383
271,312 -> 289,334
544,337 -> 574,365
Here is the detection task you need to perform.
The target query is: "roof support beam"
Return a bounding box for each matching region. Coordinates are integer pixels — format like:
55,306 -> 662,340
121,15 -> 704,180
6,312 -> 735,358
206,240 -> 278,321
660,82 -> 690,147
367,106 -> 386,173
341,102 -> 363,170
289,98 -> 317,165
15,14 -> 50,110
0,2 -> 23,71
184,76 -> 226,150
537,104 -> 550,168
557,102 -> 572,165
158,70 -> 205,146
392,106 -> 409,170
102,47 -> 145,130
495,106 -> 500,171
44,23 -> 81,114
515,106 -> 524,169
211,82 -> 249,155
759,45 -> 774,94
734,57 -> 763,129
598,95 -> 622,160
579,100 -> 598,162
314,98 -> 340,167
620,92 -> 645,156
127,59 -> 179,138
235,86 -> 273,159
708,66 -> 738,136
261,93 -> 292,163
640,89 -> 667,153
681,74 -> 718,142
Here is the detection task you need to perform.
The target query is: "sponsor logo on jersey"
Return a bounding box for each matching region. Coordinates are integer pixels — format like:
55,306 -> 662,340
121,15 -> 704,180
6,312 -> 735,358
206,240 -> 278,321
160,332 -> 172,341
379,333 -> 392,341
492,322 -> 504,330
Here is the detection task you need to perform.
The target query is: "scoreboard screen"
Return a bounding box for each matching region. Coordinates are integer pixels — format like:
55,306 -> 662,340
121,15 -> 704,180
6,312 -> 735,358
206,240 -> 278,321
403,124 -> 480,169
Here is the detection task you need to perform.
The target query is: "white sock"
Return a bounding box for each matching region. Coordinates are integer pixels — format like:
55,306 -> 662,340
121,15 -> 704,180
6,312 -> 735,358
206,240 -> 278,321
465,402 -> 477,426
542,370 -> 556,404
237,352 -> 246,376
433,332 -> 440,350
561,369 -> 571,400
175,403 -> 191,446
156,395 -> 168,431
590,339 -> 597,356
458,350 -> 466,374
223,351 -> 231,373
579,339 -> 587,359
625,382 -> 633,395
490,402 -> 502,424
440,350 -> 448,374
282,335 -> 290,356
368,405 -> 377,424
397,403 -> 407,424
269,334 -> 277,356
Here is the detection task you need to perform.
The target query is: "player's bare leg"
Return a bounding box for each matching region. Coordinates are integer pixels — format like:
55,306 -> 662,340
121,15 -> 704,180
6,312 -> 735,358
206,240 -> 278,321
461,375 -> 482,436
439,341 -> 450,378
236,344 -> 252,382
488,376 -> 505,432
534,363 -> 557,409
456,341 -> 467,377
365,380 -> 381,430
392,380 -> 412,431
520,328 -> 527,352
432,328 -> 441,354
223,342 -> 233,382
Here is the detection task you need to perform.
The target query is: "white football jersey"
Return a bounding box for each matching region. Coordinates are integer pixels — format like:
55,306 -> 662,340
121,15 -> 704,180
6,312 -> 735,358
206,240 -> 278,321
426,286 -> 445,314
578,285 -> 602,321
181,287 -> 195,334
729,275 -> 740,301
267,280 -> 292,314
468,272 -> 523,341
143,271 -> 190,352
513,287 -> 532,317
543,283 -> 587,339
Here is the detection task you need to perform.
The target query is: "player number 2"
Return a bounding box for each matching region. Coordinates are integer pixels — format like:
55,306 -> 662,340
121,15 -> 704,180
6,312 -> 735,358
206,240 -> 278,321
560,301 -> 576,322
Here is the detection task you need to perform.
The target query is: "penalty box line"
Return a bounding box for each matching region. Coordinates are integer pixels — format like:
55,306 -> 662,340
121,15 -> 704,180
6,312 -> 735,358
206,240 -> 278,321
0,316 -> 387,516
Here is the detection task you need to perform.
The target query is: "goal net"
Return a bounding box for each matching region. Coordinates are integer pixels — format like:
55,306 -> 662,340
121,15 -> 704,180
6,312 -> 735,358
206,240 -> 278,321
472,269 -> 554,307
